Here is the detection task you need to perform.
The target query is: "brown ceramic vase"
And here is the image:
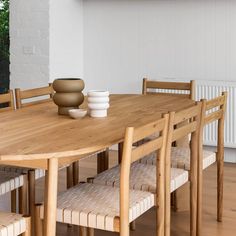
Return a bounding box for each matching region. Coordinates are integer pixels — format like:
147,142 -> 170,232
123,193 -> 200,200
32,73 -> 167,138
52,78 -> 85,115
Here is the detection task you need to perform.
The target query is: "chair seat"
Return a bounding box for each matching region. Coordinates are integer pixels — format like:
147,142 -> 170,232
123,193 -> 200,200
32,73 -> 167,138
39,183 -> 154,232
0,212 -> 26,236
0,171 -> 24,196
0,166 -> 45,180
140,147 -> 216,171
92,162 -> 188,193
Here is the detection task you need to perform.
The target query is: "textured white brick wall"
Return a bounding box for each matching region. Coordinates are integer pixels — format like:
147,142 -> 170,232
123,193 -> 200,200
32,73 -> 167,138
10,0 -> 83,89
10,0 -> 49,89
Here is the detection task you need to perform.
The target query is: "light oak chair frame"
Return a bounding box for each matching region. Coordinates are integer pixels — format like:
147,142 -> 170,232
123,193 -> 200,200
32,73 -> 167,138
35,115 -> 171,236
15,85 -> 54,109
118,78 -> 196,162
142,78 -> 196,100
0,90 -> 15,112
164,102 -> 203,236
198,92 -> 227,228
87,102 -> 203,236
0,91 -> 29,214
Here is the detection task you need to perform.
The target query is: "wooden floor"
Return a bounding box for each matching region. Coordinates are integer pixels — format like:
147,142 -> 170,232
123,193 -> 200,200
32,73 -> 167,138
36,151 -> 236,236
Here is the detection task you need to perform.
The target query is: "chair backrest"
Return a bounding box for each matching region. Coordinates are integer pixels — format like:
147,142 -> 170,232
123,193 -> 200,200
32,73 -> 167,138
0,90 -> 15,112
120,114 -> 170,235
15,85 -> 54,108
201,91 -> 227,160
142,78 -> 196,100
202,92 -> 227,126
165,102 -> 203,235
119,102 -> 204,235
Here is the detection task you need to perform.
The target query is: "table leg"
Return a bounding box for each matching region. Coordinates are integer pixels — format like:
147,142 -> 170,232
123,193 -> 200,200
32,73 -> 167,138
44,158 -> 58,236
97,148 -> 109,174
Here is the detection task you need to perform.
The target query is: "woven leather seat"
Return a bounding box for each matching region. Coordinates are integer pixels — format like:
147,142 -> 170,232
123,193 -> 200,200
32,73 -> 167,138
0,166 -> 45,180
92,162 -> 188,193
140,147 -> 216,171
0,171 -> 25,196
0,212 -> 26,236
39,183 -> 154,232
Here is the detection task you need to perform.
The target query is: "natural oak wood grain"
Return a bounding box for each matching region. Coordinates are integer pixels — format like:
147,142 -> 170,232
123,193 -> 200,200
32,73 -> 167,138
0,94 -> 194,163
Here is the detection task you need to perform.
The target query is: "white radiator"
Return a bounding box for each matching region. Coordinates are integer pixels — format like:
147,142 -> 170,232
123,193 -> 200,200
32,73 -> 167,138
156,79 -> 235,148
196,80 -> 235,148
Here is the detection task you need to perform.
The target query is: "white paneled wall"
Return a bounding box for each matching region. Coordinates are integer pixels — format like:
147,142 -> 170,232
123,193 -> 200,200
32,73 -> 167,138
83,0 -> 236,93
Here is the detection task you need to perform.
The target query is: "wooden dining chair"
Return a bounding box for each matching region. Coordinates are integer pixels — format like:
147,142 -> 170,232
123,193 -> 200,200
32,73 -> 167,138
0,171 -> 28,215
0,91 -> 31,215
90,102 -> 203,236
15,85 -> 54,109
140,92 -> 227,225
0,212 -> 31,236
116,78 -> 196,164
35,115 -> 172,236
0,90 -> 15,111
142,78 -> 196,100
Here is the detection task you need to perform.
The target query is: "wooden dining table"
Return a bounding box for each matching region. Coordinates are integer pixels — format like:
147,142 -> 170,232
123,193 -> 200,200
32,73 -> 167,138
0,94 -> 195,236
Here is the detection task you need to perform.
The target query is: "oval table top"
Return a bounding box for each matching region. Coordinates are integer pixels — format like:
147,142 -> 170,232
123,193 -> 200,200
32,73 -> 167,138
0,94 -> 194,161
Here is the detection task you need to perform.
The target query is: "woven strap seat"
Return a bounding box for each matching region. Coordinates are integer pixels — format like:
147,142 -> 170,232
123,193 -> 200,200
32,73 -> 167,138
39,183 -> 154,232
92,162 -> 188,193
0,166 -> 45,180
0,171 -> 24,196
140,147 -> 216,171
0,212 -> 26,236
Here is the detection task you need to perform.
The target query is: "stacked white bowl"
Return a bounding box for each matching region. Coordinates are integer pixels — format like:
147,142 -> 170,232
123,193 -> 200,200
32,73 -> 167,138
87,90 -> 110,118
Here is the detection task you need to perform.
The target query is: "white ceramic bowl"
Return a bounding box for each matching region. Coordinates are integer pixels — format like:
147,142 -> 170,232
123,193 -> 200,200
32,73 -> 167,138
68,109 -> 87,119
87,96 -> 110,103
90,109 -> 107,118
87,90 -> 109,97
88,103 -> 110,110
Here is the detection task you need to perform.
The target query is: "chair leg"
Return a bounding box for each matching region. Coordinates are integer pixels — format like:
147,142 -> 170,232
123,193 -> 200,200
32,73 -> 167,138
28,170 -> 36,236
11,189 -> 17,213
172,183 -> 190,212
217,153 -> 224,222
22,216 -> 31,236
67,165 -> 74,188
130,221 -> 136,231
97,149 -> 109,174
35,204 -> 43,236
79,226 -> 87,236
87,228 -> 94,236
19,174 -> 28,215
73,161 -> 79,185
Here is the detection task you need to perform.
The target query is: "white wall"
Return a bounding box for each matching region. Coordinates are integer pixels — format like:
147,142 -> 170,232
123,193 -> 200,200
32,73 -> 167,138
83,0 -> 236,93
10,0 -> 49,89
10,0 -> 84,89
49,0 -> 83,82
